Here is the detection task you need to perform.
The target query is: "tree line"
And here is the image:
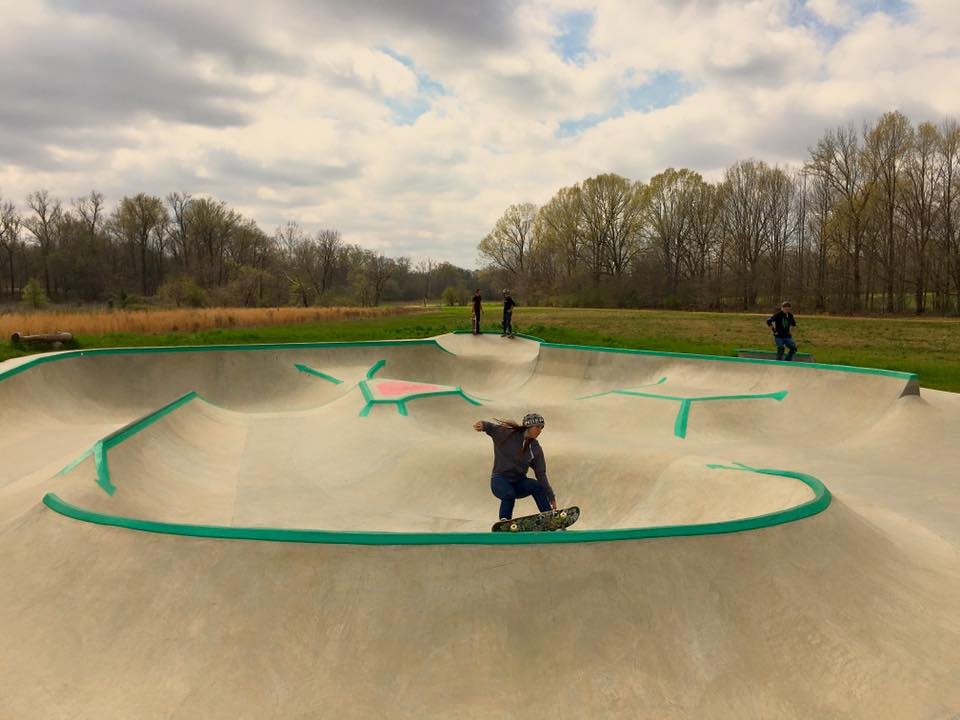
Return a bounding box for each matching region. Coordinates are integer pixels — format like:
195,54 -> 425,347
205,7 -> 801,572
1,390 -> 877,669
479,111 -> 960,314
0,191 -> 482,308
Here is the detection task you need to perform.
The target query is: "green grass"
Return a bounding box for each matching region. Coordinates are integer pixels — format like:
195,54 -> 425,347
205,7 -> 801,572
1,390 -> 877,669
3,305 -> 959,392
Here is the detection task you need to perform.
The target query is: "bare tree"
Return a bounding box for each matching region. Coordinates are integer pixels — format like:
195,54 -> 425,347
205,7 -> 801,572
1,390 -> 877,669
0,199 -> 23,297
939,120 -> 960,313
722,160 -> 775,308
643,168 -> 699,300
902,122 -> 943,314
534,185 -> 583,288
865,111 -> 912,312
807,125 -> 875,310
25,189 -> 63,295
478,202 -> 538,280
112,193 -> 168,296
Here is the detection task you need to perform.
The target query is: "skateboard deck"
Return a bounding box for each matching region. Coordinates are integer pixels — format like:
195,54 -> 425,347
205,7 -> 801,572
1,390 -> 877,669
491,506 -> 580,533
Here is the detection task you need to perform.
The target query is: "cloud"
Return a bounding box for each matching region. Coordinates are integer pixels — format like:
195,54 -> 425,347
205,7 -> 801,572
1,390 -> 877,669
0,0 -> 958,268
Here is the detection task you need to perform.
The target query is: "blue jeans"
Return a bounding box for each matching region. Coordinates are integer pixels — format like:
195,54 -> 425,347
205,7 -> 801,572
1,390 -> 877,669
502,310 -> 513,335
775,336 -> 797,361
491,474 -> 551,519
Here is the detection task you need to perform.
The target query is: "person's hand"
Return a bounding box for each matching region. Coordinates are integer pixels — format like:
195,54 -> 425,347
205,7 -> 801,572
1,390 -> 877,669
473,421 -> 484,432
550,498 -> 557,510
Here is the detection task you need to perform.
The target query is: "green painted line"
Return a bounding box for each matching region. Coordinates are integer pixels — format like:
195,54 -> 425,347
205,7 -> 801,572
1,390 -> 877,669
294,363 -> 343,384
583,386 -> 787,438
93,443 -> 113,495
675,399 -> 692,438
577,376 -> 667,400
56,392 -> 200,496
0,339 -> 449,385
366,359 -> 386,379
41,461 -> 831,545
56,448 -> 93,477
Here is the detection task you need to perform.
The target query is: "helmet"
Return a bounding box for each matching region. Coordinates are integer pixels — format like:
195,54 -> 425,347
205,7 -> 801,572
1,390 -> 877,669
522,412 -> 545,428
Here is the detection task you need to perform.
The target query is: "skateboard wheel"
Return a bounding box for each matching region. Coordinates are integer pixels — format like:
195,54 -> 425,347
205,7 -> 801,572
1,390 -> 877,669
559,511 -> 567,519
510,523 -> 518,532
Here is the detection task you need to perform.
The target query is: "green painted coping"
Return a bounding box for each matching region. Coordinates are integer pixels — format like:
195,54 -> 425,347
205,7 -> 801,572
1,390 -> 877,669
451,329 -> 547,342
294,363 -> 343,384
0,338 -> 453,384
56,391 -> 199,495
42,462 -> 830,545
540,342 -> 917,383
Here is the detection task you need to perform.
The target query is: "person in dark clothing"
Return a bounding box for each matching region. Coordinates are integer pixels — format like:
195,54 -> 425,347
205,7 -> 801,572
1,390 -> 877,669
471,289 -> 482,335
501,289 -> 516,337
766,301 -> 798,361
473,412 -> 556,520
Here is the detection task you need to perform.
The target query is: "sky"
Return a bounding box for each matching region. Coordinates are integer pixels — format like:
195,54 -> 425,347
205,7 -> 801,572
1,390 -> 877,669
1,0 -> 959,268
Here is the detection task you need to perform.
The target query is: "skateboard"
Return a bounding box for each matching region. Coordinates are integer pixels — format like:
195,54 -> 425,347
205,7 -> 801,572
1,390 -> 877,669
491,506 -> 580,533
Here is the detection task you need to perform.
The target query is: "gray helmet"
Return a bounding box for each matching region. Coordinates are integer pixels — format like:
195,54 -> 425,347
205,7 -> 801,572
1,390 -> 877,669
522,412 -> 545,428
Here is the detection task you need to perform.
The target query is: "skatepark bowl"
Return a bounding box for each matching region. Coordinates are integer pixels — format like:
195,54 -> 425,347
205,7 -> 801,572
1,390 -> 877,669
1,331 -> 958,718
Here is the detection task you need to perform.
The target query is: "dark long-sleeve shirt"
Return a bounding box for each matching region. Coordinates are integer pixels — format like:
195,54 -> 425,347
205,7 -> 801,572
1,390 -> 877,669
481,422 -> 555,501
766,310 -> 796,338
503,296 -> 516,313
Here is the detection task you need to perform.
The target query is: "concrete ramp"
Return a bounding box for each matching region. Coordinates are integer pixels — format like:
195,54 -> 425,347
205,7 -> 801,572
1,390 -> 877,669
0,334 -> 958,718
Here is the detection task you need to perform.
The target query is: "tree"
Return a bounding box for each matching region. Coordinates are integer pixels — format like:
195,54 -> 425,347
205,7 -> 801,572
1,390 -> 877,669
21,277 -> 48,309
24,189 -> 63,296
940,120 -> 960,313
643,168 -> 700,301
722,160 -> 775,308
478,202 -> 538,280
807,125 -> 875,310
902,122 -> 943,314
534,185 -> 584,290
865,111 -> 912,312
0,199 -> 23,298
579,174 -> 645,283
111,193 -> 168,296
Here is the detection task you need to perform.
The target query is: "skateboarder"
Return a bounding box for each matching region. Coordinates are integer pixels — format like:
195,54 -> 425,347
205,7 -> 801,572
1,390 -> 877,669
471,289 -> 482,334
501,289 -> 516,337
766,301 -> 798,361
473,412 -> 556,521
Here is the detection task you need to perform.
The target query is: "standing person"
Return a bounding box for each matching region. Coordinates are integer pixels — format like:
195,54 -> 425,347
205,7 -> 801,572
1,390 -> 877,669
473,413 -> 556,521
471,288 -> 483,335
501,289 -> 516,337
766,301 -> 798,361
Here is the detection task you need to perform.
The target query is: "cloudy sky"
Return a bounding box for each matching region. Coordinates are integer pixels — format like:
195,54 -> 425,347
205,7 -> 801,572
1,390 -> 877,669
1,0 -> 958,267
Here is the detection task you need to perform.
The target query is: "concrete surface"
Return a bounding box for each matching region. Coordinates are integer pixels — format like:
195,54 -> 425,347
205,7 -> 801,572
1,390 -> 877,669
0,333 -> 958,719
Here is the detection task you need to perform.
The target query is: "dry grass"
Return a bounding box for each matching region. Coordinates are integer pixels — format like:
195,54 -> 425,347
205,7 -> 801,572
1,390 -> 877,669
0,306 -> 415,338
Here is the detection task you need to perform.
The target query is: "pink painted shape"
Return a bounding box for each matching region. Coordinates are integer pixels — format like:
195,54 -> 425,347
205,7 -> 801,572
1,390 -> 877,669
372,380 -> 447,398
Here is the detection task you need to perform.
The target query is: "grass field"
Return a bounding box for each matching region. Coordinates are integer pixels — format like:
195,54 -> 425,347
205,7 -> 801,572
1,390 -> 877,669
2,305 -> 959,392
